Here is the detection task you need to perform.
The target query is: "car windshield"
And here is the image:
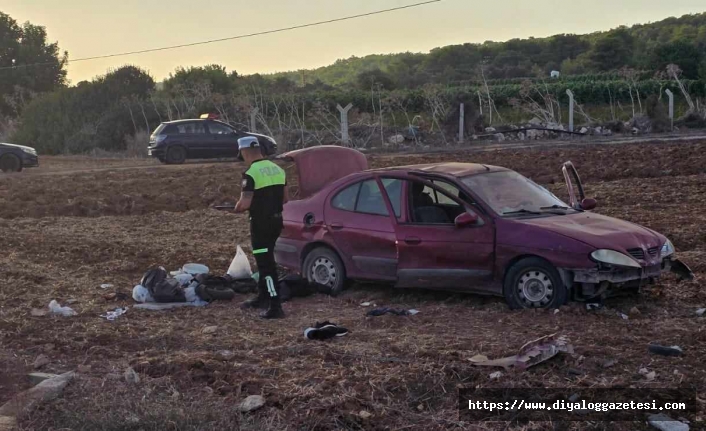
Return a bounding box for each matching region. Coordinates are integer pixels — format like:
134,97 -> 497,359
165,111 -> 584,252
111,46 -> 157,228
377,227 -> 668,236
461,171 -> 573,216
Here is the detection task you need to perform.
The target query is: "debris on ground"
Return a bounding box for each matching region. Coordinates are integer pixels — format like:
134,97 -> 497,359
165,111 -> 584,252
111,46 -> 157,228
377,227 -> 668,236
202,326 -> 218,335
100,307 -> 128,321
601,358 -> 618,369
238,395 -> 265,413
304,322 -> 349,340
32,355 -> 50,370
696,308 -> 706,317
639,368 -> 656,381
618,312 -> 629,320
586,303 -> 603,310
133,302 -> 207,311
468,354 -> 489,363
65,298 -> 78,305
123,367 -> 140,384
99,284 -> 113,289
629,306 -> 641,315
648,344 -> 684,357
489,371 -> 503,379
648,413 -> 690,431
366,307 -> 419,316
214,350 -> 235,361
48,300 -> 77,317
30,308 -> 47,317
28,373 -> 58,385
471,333 -> 573,370
358,410 -> 372,419
0,372 -> 76,418
360,302 -> 372,307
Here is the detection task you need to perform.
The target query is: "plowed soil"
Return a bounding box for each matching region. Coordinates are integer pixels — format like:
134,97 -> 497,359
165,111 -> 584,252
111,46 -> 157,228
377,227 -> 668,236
1,141 -> 705,430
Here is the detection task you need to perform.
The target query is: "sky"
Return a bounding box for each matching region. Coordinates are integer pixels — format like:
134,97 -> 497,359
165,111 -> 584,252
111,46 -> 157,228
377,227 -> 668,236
3,0 -> 706,84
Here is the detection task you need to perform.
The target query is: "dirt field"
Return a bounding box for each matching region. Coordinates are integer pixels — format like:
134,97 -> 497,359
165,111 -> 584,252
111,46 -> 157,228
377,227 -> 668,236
1,141 -> 705,430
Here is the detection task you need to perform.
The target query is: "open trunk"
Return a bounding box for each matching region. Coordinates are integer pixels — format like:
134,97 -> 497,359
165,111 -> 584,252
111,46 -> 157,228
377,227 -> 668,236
277,146 -> 368,199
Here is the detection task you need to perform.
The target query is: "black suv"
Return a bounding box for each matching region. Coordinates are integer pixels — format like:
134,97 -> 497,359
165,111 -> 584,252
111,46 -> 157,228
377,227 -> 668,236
147,116 -> 277,164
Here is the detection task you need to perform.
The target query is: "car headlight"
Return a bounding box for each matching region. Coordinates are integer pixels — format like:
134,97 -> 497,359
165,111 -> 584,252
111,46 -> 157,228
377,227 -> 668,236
21,147 -> 37,156
661,239 -> 675,258
591,249 -> 641,268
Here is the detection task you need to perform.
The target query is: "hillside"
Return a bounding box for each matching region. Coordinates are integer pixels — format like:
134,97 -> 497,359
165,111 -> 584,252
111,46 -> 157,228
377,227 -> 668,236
269,12 -> 706,89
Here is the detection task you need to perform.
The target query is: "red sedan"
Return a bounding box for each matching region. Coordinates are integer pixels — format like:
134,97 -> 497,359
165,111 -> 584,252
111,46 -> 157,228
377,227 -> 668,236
274,146 -> 692,309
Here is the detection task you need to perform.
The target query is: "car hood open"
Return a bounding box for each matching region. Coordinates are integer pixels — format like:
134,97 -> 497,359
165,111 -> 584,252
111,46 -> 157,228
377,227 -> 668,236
515,212 -> 666,253
277,146 -> 367,199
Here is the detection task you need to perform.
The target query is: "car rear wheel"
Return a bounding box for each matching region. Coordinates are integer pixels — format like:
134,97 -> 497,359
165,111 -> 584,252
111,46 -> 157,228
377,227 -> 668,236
0,154 -> 22,173
303,247 -> 346,296
166,146 -> 186,164
503,257 -> 567,310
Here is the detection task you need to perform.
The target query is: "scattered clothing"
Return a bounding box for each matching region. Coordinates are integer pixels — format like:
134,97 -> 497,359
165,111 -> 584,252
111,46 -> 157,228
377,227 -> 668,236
366,307 -> 419,317
101,307 -> 128,321
304,322 -> 349,340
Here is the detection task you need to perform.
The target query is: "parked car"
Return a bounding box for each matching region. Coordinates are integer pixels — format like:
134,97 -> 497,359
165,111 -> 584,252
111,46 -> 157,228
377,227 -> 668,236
147,114 -> 277,164
0,142 -> 39,173
274,146 -> 693,309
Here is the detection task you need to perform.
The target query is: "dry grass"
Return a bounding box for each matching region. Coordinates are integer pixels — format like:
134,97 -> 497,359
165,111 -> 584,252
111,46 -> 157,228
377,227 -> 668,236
1,141 -> 705,430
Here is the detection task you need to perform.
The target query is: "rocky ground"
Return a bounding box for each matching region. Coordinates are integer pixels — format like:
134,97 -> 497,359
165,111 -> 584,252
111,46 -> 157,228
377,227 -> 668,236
1,141 -> 705,430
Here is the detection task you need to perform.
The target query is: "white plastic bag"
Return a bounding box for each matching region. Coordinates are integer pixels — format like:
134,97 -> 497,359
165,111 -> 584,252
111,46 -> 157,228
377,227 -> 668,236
227,245 -> 253,279
132,285 -> 155,303
48,300 -> 77,317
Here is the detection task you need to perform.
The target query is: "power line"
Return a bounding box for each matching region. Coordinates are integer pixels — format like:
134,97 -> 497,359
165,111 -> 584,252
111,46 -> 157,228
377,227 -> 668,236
0,0 -> 442,71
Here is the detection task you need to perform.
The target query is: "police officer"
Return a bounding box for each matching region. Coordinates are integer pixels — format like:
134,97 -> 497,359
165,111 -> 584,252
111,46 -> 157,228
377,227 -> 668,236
233,136 -> 288,319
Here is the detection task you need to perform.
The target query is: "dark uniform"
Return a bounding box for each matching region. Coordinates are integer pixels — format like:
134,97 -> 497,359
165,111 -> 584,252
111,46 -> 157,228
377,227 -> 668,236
241,159 -> 286,315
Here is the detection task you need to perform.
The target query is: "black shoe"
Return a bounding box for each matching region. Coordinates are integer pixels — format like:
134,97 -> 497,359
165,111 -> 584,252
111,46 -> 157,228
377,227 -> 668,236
241,296 -> 268,310
260,306 -> 285,319
304,321 -> 349,340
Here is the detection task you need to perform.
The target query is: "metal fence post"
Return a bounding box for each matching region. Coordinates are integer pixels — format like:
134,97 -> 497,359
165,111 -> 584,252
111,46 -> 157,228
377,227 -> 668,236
665,89 -> 674,132
337,103 -> 353,145
458,103 -> 465,144
566,89 -> 574,133
249,108 -> 259,133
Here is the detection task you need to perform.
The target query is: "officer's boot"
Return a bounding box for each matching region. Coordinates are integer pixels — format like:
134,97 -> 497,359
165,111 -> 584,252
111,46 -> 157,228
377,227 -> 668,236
241,283 -> 269,310
260,296 -> 285,319
259,275 -> 285,319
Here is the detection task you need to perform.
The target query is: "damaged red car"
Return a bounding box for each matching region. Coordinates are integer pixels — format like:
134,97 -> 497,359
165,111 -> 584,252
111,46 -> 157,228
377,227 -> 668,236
274,146 -> 693,309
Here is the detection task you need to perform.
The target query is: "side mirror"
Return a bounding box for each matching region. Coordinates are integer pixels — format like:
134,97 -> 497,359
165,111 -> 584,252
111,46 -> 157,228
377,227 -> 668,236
455,211 -> 479,228
580,198 -> 597,211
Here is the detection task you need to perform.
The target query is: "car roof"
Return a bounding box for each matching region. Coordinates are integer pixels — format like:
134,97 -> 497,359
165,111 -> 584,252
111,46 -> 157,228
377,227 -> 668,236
161,119 -> 228,125
369,162 -> 509,178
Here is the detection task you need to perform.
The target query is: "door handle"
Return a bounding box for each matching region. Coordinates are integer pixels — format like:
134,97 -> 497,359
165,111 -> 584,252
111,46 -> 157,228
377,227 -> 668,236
404,237 -> 422,245
329,223 -> 344,230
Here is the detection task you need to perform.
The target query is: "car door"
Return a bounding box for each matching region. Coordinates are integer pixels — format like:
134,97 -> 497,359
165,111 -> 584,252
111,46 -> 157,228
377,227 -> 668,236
206,121 -> 240,157
323,176 -> 398,281
392,177 -> 495,293
176,121 -> 210,158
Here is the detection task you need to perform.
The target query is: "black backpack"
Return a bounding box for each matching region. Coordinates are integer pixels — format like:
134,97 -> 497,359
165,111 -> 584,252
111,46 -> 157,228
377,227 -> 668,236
141,266 -> 167,291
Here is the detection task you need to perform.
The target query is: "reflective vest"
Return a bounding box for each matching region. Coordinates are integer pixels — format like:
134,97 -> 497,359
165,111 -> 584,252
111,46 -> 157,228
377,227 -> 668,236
246,160 -> 286,190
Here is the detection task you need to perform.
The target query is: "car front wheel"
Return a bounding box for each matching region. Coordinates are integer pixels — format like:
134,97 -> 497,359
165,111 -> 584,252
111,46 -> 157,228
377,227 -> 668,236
0,154 -> 22,173
166,146 -> 186,164
303,247 -> 346,296
503,257 -> 567,310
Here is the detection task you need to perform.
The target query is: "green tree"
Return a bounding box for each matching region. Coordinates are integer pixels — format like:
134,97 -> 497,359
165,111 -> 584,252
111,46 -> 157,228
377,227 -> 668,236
649,40 -> 703,79
355,68 -> 395,90
164,64 -> 233,94
588,28 -> 635,71
0,12 -> 67,115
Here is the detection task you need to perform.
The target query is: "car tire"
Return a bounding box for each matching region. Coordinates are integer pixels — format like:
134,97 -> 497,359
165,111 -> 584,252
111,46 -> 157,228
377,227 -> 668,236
503,257 -> 567,310
165,146 -> 186,165
0,154 -> 22,173
303,246 -> 347,296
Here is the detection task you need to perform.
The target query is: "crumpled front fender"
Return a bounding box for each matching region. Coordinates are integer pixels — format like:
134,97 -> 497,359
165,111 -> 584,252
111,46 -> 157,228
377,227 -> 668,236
667,258 -> 694,282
